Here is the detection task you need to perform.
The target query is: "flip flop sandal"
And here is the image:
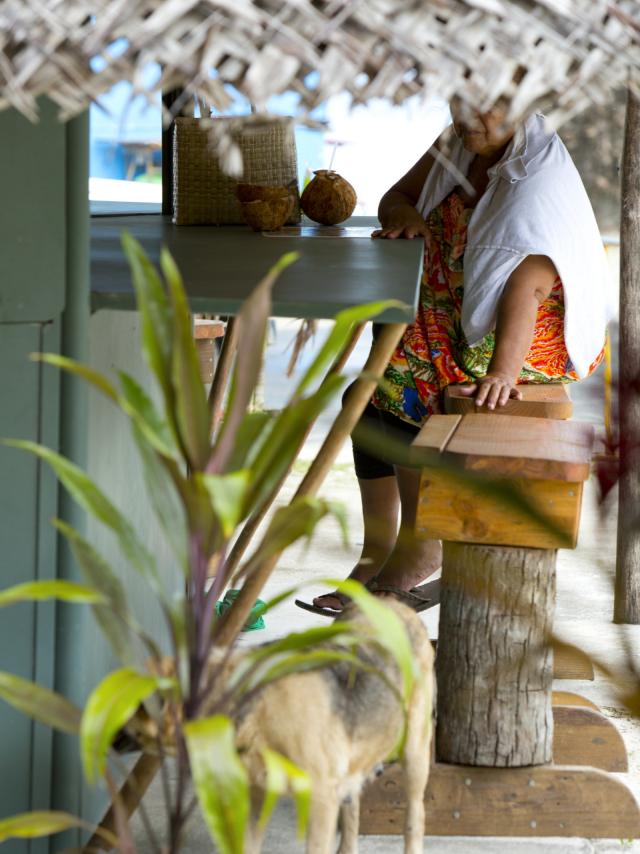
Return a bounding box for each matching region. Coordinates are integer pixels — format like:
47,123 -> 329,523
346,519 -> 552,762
294,591 -> 350,618
295,578 -> 441,618
366,578 -> 441,612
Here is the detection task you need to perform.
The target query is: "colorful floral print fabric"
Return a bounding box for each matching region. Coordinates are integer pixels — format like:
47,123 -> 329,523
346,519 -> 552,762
372,190 -> 604,425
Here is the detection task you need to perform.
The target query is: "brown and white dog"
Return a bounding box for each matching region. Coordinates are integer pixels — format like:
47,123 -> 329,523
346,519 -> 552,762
126,598 -> 435,853
232,597 -> 435,854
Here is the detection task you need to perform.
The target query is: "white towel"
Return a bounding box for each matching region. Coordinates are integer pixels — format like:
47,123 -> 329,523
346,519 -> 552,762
416,114 -> 612,378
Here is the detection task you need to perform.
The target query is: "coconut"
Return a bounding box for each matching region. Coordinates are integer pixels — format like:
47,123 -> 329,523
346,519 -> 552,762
239,195 -> 293,231
300,170 -> 357,225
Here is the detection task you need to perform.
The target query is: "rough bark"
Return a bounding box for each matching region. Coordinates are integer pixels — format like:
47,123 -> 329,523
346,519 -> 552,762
436,542 -> 556,767
615,81 -> 640,624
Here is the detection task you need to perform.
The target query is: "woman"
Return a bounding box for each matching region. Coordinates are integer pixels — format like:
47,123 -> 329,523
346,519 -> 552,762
299,102 -> 610,616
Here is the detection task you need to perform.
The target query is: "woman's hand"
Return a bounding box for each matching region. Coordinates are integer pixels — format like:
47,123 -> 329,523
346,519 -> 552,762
456,373 -> 523,410
371,205 -> 430,240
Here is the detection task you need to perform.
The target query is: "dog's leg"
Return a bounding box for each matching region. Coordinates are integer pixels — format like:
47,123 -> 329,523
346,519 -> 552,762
306,787 -> 340,854
244,784 -> 267,854
402,685 -> 432,854
337,795 -> 360,854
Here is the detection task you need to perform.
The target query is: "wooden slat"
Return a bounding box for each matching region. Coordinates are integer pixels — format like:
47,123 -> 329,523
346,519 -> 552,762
360,762 -> 640,838
553,644 -> 595,680
446,415 -> 594,482
553,705 -> 628,772
428,646 -> 595,683
552,691 -> 599,710
193,319 -> 225,339
417,467 -> 582,549
413,414 -> 461,452
444,384 -> 573,420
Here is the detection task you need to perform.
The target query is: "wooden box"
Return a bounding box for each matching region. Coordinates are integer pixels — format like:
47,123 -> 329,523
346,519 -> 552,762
414,414 -> 594,549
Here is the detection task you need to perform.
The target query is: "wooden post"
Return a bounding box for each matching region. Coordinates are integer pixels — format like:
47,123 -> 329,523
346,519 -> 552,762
615,80 -> 640,624
436,542 -> 555,766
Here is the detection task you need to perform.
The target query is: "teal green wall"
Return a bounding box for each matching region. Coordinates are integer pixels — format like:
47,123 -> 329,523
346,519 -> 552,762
0,102 -> 177,853
0,102 -> 90,853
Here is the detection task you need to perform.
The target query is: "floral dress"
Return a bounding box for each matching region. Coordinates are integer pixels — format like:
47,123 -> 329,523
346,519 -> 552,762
372,190 -> 604,425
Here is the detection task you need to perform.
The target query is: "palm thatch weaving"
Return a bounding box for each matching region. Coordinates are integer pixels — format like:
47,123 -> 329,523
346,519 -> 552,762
2,1 -> 639,159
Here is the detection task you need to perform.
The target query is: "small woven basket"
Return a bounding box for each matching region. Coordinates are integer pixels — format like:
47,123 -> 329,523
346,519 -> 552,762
172,116 -> 300,226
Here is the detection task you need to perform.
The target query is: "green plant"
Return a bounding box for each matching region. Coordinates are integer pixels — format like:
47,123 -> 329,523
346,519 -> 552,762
0,236 -> 417,853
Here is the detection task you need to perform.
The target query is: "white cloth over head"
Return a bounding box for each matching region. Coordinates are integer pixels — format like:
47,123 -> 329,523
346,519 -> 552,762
416,114 -> 612,378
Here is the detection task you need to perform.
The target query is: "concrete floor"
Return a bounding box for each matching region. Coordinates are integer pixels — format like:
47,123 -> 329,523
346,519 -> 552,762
130,319 -> 640,852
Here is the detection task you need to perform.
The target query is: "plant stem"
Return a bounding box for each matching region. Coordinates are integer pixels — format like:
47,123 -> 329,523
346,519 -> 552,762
156,737 -> 174,847
207,316 -> 238,433
169,736 -> 189,854
200,545 -> 229,658
111,752 -> 163,854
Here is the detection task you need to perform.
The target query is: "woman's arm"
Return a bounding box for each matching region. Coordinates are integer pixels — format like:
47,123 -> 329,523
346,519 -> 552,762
458,255 -> 558,409
372,146 -> 437,239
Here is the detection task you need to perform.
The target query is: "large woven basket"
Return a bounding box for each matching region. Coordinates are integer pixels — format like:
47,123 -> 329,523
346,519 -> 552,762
172,116 -> 300,226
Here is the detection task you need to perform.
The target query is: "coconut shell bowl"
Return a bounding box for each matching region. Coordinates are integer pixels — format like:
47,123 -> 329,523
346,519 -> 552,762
236,183 -> 295,231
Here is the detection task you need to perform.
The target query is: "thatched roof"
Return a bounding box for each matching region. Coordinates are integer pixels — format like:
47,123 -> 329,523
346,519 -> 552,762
2,1 -> 639,129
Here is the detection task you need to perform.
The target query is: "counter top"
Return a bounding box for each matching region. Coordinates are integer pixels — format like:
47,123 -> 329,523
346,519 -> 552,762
90,215 -> 424,321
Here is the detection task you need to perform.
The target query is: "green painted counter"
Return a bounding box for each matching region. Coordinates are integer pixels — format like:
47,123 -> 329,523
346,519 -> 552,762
90,215 -> 424,321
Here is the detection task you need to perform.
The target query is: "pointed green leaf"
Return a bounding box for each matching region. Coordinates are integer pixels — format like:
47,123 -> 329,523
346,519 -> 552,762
118,370 -> 179,459
238,497 -> 345,581
248,650 -> 365,690
184,715 -> 249,854
225,411 -> 273,473
52,519 -> 151,665
244,374 -> 346,513
0,580 -> 104,608
31,353 -> 119,402
226,626 -> 361,698
127,418 -> 189,573
161,248 -> 211,471
259,749 -> 311,838
0,812 -> 118,848
202,470 -> 251,538
3,440 -> 162,593
81,668 -> 170,784
294,299 -> 405,397
330,578 -> 416,704
121,232 -> 173,402
0,671 -> 81,734
244,624 -> 355,662
210,253 -> 299,474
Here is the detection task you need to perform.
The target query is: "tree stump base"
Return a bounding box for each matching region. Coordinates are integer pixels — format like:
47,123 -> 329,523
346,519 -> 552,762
436,542 -> 556,766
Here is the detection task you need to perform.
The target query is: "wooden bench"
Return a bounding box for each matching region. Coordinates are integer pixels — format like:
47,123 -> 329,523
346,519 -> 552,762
360,387 -> 640,838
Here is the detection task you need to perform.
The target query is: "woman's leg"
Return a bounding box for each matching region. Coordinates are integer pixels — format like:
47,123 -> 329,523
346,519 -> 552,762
372,464 -> 442,590
313,474 -> 399,610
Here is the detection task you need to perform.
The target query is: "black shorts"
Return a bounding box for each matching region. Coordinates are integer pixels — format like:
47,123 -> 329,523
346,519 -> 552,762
344,383 -> 421,480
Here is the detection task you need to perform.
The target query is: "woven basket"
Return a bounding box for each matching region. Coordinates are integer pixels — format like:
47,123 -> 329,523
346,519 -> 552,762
172,116 -> 300,226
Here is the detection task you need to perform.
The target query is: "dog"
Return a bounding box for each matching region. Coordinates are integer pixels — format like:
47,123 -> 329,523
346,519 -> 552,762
230,596 -> 435,854
125,597 -> 435,853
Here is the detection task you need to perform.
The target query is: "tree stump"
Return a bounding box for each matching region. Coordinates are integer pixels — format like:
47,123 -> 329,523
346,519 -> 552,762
436,542 -> 556,766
